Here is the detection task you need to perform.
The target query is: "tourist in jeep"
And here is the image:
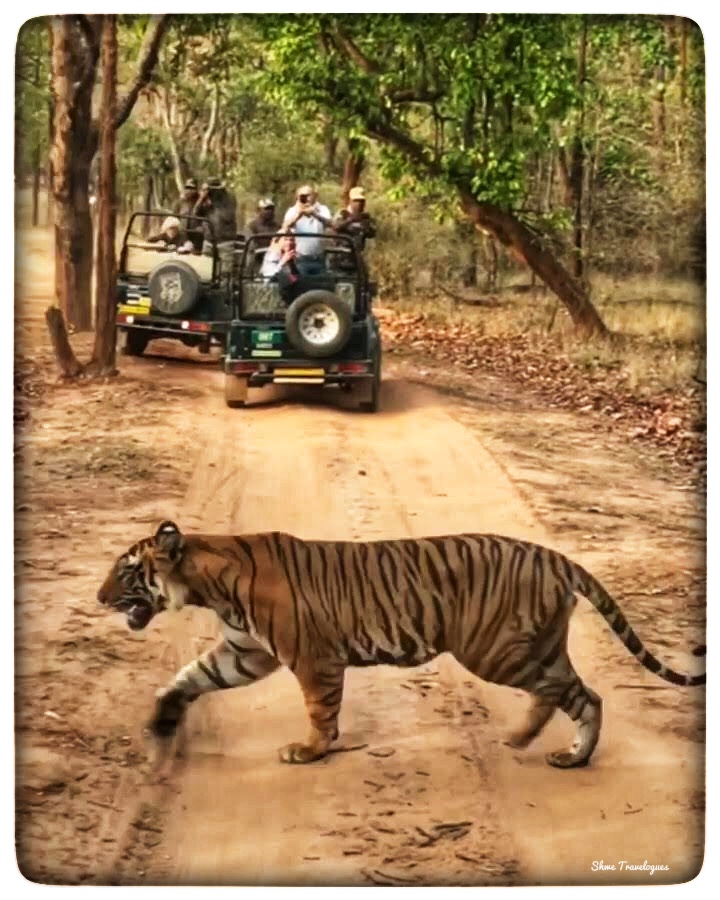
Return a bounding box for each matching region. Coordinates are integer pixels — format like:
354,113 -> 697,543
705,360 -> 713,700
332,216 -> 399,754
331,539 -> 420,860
333,186 -> 377,250
281,184 -> 332,274
261,233 -> 299,279
246,198 -> 279,249
194,176 -> 238,245
175,177 -> 200,218
146,216 -> 194,253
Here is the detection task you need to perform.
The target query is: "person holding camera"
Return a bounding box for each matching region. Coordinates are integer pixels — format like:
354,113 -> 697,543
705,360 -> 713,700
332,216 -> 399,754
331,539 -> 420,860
261,233 -> 299,279
260,232 -> 304,302
281,184 -> 332,272
193,176 -> 238,245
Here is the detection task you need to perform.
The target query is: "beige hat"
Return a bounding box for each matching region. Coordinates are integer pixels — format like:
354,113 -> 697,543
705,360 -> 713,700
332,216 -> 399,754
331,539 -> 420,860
349,186 -> 366,200
297,184 -> 314,198
161,216 -> 181,231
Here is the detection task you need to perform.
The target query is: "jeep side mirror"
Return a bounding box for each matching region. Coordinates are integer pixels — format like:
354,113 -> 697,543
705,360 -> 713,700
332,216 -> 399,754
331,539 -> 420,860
368,281 -> 378,297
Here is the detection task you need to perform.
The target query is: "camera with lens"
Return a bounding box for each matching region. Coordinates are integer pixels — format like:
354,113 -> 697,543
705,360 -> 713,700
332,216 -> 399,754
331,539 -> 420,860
299,194 -> 309,203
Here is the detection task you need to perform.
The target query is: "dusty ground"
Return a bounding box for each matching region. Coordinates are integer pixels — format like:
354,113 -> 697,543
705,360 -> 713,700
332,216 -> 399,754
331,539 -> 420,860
14,226 -> 706,886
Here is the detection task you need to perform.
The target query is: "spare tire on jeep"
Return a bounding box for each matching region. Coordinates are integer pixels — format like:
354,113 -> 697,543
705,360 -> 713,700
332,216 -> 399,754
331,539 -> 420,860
148,260 -> 201,316
285,290 -> 352,358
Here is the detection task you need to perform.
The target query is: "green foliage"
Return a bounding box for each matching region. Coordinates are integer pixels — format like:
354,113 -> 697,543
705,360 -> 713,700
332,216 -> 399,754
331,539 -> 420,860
15,19 -> 50,174
116,123 -> 174,198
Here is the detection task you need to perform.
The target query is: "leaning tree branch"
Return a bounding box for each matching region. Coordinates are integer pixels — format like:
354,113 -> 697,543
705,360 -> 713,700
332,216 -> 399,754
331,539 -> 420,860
116,14 -> 171,129
387,88 -> 444,104
329,24 -> 383,74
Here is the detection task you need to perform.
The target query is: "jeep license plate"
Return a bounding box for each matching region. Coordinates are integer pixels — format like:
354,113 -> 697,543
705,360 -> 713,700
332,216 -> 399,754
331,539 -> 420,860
252,329 -> 283,349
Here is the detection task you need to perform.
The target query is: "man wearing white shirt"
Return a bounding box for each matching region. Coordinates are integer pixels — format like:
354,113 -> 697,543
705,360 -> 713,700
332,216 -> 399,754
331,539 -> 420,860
282,184 -> 332,272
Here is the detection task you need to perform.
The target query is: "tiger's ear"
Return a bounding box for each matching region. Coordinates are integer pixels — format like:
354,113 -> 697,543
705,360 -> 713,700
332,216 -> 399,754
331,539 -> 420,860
155,520 -> 185,562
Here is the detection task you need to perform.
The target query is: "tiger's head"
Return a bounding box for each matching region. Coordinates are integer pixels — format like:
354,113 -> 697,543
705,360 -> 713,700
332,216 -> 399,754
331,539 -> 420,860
97,520 -> 186,631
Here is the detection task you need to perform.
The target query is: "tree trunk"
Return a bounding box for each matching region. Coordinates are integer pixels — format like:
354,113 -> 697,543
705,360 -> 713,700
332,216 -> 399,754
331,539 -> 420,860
557,18 -> 588,285
47,13 -> 168,373
89,14 -> 118,377
49,17 -> 96,331
31,147 -> 41,227
159,91 -> 186,195
457,221 -> 478,287
199,83 -> 220,165
340,137 -> 366,205
459,191 -> 608,337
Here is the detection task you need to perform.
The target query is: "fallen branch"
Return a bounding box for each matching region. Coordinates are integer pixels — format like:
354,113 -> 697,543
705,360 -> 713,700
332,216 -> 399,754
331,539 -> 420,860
45,306 -> 84,377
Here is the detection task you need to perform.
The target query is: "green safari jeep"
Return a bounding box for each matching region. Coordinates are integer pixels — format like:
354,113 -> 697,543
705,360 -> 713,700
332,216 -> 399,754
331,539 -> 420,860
115,211 -> 239,357
223,232 -> 382,411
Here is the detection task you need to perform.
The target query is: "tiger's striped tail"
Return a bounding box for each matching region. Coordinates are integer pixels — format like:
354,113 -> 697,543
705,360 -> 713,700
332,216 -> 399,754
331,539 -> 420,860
573,564 -> 706,687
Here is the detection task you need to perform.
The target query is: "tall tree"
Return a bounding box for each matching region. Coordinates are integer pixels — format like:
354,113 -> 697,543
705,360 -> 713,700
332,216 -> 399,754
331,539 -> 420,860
90,15 -> 119,376
48,14 -> 169,332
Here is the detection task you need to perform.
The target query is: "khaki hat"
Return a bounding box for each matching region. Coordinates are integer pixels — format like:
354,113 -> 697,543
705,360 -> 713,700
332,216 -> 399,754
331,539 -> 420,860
349,186 -> 366,200
258,197 -> 275,209
297,184 -> 314,197
161,216 -> 181,231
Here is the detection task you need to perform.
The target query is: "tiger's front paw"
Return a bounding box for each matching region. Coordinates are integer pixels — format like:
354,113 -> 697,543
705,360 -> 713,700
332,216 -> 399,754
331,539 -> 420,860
147,689 -> 187,739
278,742 -> 327,764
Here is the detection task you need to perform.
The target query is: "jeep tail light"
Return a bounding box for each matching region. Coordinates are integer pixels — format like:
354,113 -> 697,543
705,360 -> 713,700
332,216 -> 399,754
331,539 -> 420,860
181,321 -> 211,332
337,363 -> 368,374
229,362 -> 260,374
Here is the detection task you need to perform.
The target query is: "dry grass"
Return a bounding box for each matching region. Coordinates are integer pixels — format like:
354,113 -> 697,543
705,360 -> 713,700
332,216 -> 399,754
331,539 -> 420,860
384,269 -> 704,398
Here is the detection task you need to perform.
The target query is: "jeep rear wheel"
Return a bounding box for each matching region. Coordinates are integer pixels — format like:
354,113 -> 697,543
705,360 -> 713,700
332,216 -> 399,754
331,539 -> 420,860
358,343 -> 382,413
120,329 -> 150,357
224,374 -> 249,408
285,290 -> 352,359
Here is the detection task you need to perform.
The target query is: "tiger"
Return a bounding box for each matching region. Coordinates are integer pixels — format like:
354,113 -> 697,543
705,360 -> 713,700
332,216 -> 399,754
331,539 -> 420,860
97,521 -> 705,768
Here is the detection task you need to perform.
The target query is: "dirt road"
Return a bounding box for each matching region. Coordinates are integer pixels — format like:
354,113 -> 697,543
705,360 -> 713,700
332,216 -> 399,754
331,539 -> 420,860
14,228 -> 705,885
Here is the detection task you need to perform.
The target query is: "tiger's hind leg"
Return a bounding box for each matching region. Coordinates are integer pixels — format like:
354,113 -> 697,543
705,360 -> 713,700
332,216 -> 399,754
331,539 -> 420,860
522,654 -> 603,768
280,661 -> 346,764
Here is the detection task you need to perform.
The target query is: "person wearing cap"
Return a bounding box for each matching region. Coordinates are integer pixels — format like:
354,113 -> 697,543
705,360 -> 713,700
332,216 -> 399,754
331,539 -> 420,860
281,184 -> 332,272
333,186 -> 377,250
173,177 -> 205,251
193,176 -> 238,244
246,198 -> 280,248
146,216 -> 194,253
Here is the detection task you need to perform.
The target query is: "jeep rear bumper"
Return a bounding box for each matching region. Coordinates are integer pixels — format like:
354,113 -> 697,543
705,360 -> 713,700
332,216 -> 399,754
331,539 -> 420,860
116,313 -> 229,338
224,358 -> 375,386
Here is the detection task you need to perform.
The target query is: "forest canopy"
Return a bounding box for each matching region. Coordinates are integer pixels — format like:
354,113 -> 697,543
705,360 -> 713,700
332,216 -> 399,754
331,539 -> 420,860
15,13 -> 706,329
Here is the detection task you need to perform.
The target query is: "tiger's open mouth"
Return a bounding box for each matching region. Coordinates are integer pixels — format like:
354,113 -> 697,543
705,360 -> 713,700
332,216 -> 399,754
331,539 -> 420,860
109,597 -> 155,631
126,602 -> 154,631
